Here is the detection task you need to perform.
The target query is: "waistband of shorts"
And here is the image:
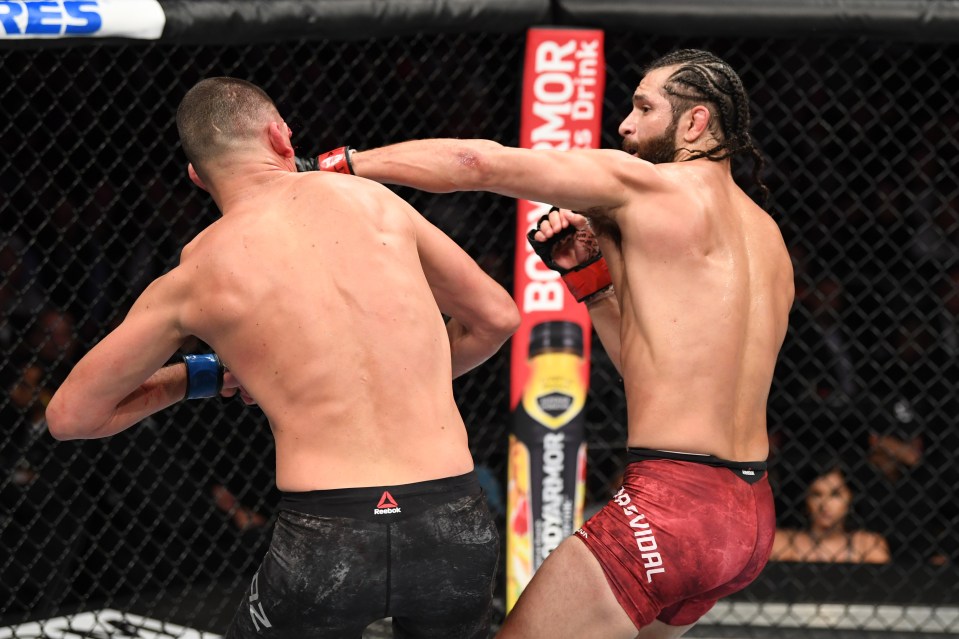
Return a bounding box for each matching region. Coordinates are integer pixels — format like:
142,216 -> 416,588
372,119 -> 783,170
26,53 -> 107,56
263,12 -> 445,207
278,470 -> 481,520
627,448 -> 767,472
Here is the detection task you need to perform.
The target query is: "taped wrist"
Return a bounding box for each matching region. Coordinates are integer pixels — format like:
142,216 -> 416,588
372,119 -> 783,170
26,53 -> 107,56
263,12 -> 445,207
526,209 -> 612,303
295,146 -> 355,175
182,353 -> 224,400
562,257 -> 612,303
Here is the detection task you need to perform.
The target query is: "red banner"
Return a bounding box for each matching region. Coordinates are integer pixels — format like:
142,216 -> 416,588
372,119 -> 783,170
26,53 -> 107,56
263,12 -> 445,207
510,27 -> 606,405
507,27 -> 605,610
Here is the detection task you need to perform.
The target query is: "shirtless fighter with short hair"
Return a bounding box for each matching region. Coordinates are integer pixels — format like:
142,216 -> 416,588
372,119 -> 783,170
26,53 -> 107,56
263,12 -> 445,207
299,49 -> 794,638
47,77 -> 519,638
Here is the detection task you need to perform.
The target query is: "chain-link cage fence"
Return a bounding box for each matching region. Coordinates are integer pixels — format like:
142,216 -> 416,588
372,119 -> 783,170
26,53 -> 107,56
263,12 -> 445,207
1,30 -> 957,637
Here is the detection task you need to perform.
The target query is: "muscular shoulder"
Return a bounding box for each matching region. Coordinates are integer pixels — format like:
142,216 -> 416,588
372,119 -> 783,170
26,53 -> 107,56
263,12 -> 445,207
601,159 -> 749,226
128,264 -> 193,328
611,169 -> 708,246
178,221 -> 222,265
171,221 -> 243,299
597,153 -> 677,214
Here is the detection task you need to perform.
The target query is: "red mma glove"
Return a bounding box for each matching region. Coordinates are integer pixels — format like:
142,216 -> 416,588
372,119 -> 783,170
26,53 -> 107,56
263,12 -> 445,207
527,208 -> 612,303
295,146 -> 354,174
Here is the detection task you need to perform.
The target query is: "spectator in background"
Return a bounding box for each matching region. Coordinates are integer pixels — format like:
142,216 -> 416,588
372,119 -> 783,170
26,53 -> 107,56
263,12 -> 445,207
905,110 -> 959,271
0,233 -> 45,350
771,458 -> 889,564
851,418 -> 934,564
850,311 -> 957,566
6,309 -> 80,471
777,247 -> 856,404
25,177 -> 109,327
1,307 -> 92,612
211,482 -> 268,531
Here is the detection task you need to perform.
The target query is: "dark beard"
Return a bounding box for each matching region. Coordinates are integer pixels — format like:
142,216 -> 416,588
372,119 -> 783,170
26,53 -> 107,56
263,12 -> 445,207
623,118 -> 680,164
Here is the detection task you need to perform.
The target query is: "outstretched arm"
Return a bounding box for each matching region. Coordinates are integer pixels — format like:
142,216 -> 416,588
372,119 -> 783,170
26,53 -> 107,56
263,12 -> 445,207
403,203 -> 520,378
348,139 -> 644,215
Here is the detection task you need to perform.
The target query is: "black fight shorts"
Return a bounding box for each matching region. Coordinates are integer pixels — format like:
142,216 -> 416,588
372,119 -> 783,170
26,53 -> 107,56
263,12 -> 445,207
224,471 -> 499,639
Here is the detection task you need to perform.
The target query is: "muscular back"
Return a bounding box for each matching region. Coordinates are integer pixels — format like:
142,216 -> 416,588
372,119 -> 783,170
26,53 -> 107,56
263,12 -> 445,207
601,159 -> 793,461
174,173 -> 473,490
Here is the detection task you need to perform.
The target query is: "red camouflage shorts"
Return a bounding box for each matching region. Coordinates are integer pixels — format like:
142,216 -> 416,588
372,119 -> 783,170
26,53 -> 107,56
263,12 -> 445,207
575,449 -> 775,629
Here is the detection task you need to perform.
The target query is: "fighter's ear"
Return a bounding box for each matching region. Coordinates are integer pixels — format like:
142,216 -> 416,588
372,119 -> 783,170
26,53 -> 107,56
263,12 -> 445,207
269,121 -> 295,159
187,163 -> 208,191
682,105 -> 712,143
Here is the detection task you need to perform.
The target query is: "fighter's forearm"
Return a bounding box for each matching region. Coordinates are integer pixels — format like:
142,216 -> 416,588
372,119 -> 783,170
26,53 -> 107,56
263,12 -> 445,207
351,139 -> 503,193
47,364 -> 187,440
102,364 -> 188,435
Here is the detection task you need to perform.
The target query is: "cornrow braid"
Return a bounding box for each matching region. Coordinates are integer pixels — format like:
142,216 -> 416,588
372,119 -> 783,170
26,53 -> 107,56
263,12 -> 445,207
644,49 -> 770,206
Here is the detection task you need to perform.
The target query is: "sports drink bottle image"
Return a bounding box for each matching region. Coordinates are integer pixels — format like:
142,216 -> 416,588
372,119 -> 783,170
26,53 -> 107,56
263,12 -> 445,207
506,320 -> 588,610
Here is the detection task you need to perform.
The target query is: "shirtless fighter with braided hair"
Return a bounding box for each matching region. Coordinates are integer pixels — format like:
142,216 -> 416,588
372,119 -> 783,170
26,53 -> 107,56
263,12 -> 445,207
298,49 -> 794,638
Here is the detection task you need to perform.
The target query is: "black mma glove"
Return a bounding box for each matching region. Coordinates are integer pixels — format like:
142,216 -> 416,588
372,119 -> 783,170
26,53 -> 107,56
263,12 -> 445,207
527,208 -> 612,303
295,146 -> 355,174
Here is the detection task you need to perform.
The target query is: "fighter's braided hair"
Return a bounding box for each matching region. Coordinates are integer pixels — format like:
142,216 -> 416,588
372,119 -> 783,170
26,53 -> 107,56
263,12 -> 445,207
645,49 -> 769,206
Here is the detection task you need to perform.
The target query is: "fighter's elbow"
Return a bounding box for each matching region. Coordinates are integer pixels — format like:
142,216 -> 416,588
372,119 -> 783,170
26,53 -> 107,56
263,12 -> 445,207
449,140 -> 506,191
45,392 -> 94,441
45,395 -> 79,440
501,299 -> 522,338
47,425 -> 79,442
484,294 -> 521,345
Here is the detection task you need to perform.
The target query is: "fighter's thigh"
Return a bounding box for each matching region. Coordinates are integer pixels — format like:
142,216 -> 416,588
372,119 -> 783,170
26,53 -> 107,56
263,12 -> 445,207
226,515 -> 386,637
496,536 -> 638,639
391,495 -> 500,638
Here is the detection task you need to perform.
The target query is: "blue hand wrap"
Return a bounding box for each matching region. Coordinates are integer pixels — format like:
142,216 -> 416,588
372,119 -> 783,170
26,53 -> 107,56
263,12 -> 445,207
182,353 -> 224,400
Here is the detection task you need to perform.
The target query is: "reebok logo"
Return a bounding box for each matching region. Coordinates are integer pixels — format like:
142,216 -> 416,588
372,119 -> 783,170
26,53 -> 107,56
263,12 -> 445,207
373,491 -> 401,515
377,491 -> 398,508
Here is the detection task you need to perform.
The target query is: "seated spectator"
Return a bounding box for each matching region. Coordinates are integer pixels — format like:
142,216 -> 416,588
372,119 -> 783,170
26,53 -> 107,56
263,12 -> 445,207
775,259 -> 856,405
1,308 -> 93,613
211,482 -> 268,531
850,314 -> 956,565
771,459 -> 889,564
4,308 -> 80,477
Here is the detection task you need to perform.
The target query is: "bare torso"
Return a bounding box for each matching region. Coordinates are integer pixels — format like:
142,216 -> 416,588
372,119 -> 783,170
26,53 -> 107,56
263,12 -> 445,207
169,172 -> 473,490
594,159 -> 794,461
